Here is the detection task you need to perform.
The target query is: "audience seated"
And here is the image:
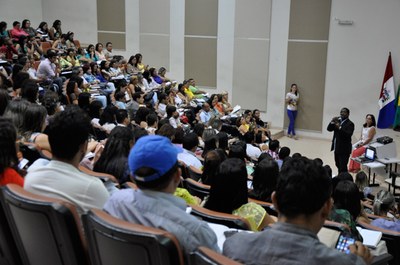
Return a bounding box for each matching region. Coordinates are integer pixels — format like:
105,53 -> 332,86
103,135 -> 220,254
0,117 -> 24,186
178,132 -> 202,170
223,157 -> 372,265
248,158 -> 279,203
204,158 -> 275,231
24,106 -> 109,214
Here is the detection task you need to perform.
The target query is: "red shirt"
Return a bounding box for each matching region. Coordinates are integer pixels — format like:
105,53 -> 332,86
0,168 -> 24,187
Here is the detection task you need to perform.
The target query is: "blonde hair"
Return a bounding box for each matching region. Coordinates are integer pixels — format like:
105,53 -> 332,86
373,190 -> 395,216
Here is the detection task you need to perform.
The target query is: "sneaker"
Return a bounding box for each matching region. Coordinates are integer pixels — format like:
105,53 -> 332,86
294,135 -> 299,140
287,134 -> 292,138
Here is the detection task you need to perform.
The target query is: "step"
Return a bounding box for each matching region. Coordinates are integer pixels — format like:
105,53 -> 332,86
270,128 -> 284,140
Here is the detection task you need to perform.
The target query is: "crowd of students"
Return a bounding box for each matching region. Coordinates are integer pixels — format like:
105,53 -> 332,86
0,18 -> 399,265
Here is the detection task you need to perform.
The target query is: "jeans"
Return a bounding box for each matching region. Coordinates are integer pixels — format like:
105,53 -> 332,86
287,109 -> 297,135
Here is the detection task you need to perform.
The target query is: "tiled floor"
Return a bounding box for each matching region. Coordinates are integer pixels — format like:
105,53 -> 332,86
278,127 -> 400,195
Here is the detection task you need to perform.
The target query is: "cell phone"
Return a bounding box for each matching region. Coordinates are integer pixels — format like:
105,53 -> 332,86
335,233 -> 356,254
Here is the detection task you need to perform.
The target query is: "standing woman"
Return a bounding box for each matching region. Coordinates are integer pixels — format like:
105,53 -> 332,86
285,83 -> 299,139
348,114 -> 376,173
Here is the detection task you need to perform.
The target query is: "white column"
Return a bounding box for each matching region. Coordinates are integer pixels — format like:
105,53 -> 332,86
266,0 -> 291,128
169,0 -> 185,81
216,0 -> 235,101
125,0 -> 140,57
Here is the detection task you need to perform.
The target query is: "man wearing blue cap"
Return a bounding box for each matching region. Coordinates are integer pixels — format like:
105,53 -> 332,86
103,135 -> 219,254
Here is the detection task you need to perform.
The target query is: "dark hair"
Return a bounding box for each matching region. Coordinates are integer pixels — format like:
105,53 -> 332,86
202,135 -> 218,158
134,162 -> 179,191
243,131 -> 255,144
66,80 -> 77,96
114,91 -> 125,102
182,132 -> 199,151
228,141 -> 247,161
12,68 -> 29,90
290,83 -> 298,96
37,22 -> 48,33
52,20 -> 61,29
217,132 -> 228,151
258,153 -> 272,163
134,53 -> 142,67
166,105 -> 176,118
363,114 -> 376,128
48,106 -> 91,160
278,146 -> 290,160
134,107 -> 150,124
172,127 -> 184,144
142,70 -> 151,84
78,92 -> 91,112
13,21 -> 20,27
276,157 -> 332,218
99,105 -> 118,126
146,113 -> 158,127
3,99 -> 30,135
332,172 -> 353,193
157,124 -> 175,140
0,118 -> 19,174
21,79 -> 38,103
269,140 -> 280,152
333,180 -> 362,221
116,109 -> 128,124
41,91 -> 59,116
193,123 -> 205,137
0,89 -> 10,116
88,101 -> 103,119
94,126 -> 134,184
250,159 -> 279,202
205,158 -> 248,213
21,104 -> 47,141
201,149 -> 227,185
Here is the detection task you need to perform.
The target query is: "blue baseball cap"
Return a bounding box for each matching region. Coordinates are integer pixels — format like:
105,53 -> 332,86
129,135 -> 181,182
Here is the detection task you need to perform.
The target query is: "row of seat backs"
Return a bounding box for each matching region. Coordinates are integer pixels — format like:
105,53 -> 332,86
0,184 -> 240,265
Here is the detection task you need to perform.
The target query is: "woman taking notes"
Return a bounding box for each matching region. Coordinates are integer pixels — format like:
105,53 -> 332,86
285,84 -> 299,139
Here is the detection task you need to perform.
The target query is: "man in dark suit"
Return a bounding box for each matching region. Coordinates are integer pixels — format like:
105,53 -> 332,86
327,107 -> 354,173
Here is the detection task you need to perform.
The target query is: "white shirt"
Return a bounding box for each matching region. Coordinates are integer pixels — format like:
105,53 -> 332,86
169,116 -> 181,128
178,149 -> 202,169
286,92 -> 299,111
24,160 -> 110,214
200,110 -> 211,124
246,143 -> 262,160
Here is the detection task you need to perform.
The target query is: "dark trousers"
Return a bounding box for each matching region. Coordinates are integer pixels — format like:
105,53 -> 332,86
334,152 -> 350,173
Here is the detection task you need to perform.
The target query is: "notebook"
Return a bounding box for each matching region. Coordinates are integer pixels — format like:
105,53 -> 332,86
356,227 -> 382,248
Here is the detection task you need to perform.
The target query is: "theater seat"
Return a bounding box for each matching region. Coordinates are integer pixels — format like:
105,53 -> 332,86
184,178 -> 210,200
82,209 -> 184,265
190,246 -> 243,265
190,205 -> 251,230
0,184 -> 88,265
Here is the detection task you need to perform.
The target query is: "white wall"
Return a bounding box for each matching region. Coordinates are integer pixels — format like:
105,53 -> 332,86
41,0 -> 97,46
0,0 -> 42,28
323,0 -> 400,138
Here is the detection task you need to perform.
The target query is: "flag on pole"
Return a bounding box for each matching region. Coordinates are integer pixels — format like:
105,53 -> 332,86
393,83 -> 400,130
377,53 -> 396,128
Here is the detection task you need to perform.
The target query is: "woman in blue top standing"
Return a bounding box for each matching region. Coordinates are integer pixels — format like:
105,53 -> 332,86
285,83 -> 299,139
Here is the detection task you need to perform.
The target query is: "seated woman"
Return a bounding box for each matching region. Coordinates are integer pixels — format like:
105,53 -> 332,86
51,33 -> 67,53
21,19 -> 36,38
36,21 -> 49,42
20,104 -> 51,152
329,180 -> 369,241
0,117 -> 25,186
349,114 -> 376,173
149,67 -> 163,85
65,31 -> 76,49
126,55 -> 139,75
134,53 -> 147,73
99,105 -> 118,134
84,44 -> 98,62
66,48 -> 80,67
204,158 -> 276,231
248,158 -> 279,203
201,149 -> 227,185
95,43 -> 106,61
49,20 -> 62,41
93,126 -> 134,185
209,94 -> 225,117
371,190 -> 400,232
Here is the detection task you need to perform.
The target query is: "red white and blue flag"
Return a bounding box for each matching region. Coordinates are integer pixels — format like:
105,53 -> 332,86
377,53 -> 396,128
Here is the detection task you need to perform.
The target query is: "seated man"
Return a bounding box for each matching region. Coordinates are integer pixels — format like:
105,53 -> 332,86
178,132 -> 202,170
223,156 -> 372,265
24,106 -> 110,214
104,135 -> 219,254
